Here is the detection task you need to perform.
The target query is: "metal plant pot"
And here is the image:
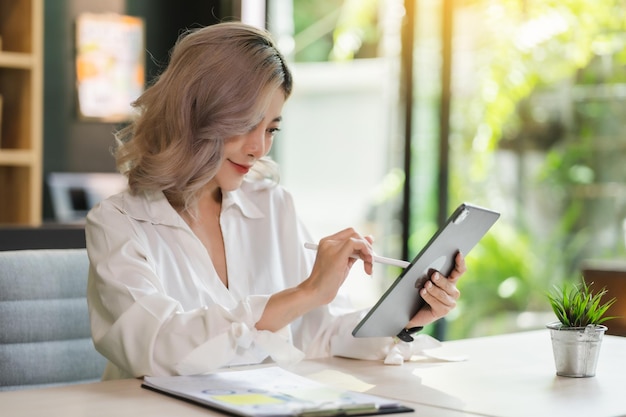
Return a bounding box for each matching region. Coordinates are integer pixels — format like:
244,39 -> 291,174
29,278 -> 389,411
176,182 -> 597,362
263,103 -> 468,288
546,322 -> 607,377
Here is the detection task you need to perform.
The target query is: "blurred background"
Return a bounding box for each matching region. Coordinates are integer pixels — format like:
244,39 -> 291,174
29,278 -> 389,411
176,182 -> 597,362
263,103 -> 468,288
3,0 -> 626,340
275,0 -> 626,339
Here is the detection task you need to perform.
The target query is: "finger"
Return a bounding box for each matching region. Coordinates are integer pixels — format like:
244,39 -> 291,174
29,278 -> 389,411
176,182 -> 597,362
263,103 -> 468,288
324,227 -> 362,241
349,237 -> 373,260
426,273 -> 460,303
448,252 -> 466,282
320,229 -> 373,253
318,230 -> 375,274
421,283 -> 457,318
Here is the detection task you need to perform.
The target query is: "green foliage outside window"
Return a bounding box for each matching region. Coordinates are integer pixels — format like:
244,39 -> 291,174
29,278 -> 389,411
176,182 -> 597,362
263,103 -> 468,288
446,0 -> 626,338
290,0 -> 626,338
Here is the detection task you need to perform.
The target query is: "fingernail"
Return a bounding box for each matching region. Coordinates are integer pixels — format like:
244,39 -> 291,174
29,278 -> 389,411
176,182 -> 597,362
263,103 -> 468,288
433,272 -> 440,281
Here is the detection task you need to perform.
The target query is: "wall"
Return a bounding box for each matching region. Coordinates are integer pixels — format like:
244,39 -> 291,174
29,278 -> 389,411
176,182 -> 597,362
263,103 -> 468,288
42,0 -> 228,220
277,58 -> 400,309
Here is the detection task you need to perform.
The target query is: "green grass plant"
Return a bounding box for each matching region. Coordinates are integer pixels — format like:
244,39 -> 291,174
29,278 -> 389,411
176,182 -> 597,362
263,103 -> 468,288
547,279 -> 617,328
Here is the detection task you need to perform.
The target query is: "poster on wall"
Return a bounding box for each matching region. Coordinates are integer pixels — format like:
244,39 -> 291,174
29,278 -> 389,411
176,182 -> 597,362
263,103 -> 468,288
75,13 -> 145,122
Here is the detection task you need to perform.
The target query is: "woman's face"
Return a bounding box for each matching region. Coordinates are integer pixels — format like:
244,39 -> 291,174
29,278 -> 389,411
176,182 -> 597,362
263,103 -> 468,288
212,88 -> 286,192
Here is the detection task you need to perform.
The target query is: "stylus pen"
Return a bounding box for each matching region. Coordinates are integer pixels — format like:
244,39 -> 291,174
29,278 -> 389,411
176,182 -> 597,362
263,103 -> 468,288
304,242 -> 410,268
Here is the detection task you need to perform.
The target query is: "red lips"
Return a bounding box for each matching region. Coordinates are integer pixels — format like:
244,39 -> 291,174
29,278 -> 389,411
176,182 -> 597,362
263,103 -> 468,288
229,160 -> 251,174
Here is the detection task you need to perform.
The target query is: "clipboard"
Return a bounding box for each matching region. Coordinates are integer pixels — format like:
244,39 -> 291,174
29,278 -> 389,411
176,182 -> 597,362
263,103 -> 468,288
142,366 -> 413,417
352,203 -> 500,338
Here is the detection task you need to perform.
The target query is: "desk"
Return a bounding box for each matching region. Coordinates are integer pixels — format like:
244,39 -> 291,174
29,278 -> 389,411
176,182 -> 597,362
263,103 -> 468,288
0,377 -> 471,417
296,330 -> 626,417
1,330 -> 624,417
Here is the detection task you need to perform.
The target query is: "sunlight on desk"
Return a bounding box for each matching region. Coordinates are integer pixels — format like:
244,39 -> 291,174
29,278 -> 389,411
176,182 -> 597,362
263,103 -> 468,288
305,369 -> 375,392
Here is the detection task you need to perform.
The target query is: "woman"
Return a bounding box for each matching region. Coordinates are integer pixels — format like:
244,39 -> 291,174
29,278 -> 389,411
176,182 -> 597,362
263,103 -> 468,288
86,21 -> 465,380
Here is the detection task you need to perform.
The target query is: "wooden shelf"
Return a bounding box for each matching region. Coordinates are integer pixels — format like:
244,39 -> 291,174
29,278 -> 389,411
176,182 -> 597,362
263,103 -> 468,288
0,149 -> 35,165
0,0 -> 43,225
0,51 -> 34,68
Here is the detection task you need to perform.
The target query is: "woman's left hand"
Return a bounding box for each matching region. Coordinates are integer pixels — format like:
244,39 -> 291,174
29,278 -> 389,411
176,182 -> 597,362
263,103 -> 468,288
406,252 -> 465,328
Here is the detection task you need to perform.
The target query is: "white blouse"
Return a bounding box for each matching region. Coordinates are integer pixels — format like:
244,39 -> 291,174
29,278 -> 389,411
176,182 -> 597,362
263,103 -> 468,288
86,179 -> 398,380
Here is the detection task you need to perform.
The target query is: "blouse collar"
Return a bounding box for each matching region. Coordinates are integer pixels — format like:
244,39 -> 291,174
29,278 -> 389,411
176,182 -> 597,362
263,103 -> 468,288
120,183 -> 265,227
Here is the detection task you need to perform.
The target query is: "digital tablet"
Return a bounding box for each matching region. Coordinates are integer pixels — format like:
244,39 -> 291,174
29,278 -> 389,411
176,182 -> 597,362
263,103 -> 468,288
352,203 -> 500,338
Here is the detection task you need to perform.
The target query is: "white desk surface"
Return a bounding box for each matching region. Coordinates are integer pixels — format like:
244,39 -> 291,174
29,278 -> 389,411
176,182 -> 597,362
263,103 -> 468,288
2,330 -> 624,417
0,377 -> 472,417
295,330 -> 626,417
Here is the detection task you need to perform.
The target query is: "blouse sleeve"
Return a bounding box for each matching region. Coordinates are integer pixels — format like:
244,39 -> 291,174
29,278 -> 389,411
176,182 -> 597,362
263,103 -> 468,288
86,199 -> 303,378
274,188 -> 402,362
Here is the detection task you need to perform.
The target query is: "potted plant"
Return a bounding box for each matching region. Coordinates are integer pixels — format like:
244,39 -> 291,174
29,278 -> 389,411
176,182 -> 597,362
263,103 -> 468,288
546,279 -> 617,377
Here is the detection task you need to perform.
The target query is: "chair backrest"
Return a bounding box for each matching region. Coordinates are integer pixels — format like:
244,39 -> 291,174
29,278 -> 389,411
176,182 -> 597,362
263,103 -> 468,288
582,259 -> 626,337
0,249 -> 106,391
0,225 -> 86,251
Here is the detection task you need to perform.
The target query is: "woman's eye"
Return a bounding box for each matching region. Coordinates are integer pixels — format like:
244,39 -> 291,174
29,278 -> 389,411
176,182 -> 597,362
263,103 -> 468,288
267,127 -> 281,136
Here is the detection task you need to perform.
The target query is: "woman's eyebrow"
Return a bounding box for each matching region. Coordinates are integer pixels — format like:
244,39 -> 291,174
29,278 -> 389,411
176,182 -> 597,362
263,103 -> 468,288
255,115 -> 281,124
249,115 -> 281,130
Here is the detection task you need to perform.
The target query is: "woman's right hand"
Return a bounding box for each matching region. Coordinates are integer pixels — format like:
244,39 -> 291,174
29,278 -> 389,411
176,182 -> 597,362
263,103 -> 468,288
256,228 -> 374,332
301,228 -> 374,305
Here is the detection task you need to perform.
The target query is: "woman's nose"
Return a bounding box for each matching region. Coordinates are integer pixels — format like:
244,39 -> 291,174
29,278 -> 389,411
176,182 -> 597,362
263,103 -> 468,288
244,127 -> 266,158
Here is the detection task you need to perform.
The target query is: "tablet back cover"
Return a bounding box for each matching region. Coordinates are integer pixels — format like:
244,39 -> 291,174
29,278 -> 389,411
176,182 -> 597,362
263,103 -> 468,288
352,203 -> 500,338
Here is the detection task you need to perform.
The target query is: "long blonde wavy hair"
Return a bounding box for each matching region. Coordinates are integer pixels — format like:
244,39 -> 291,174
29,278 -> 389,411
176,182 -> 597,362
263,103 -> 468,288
114,22 -> 293,211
